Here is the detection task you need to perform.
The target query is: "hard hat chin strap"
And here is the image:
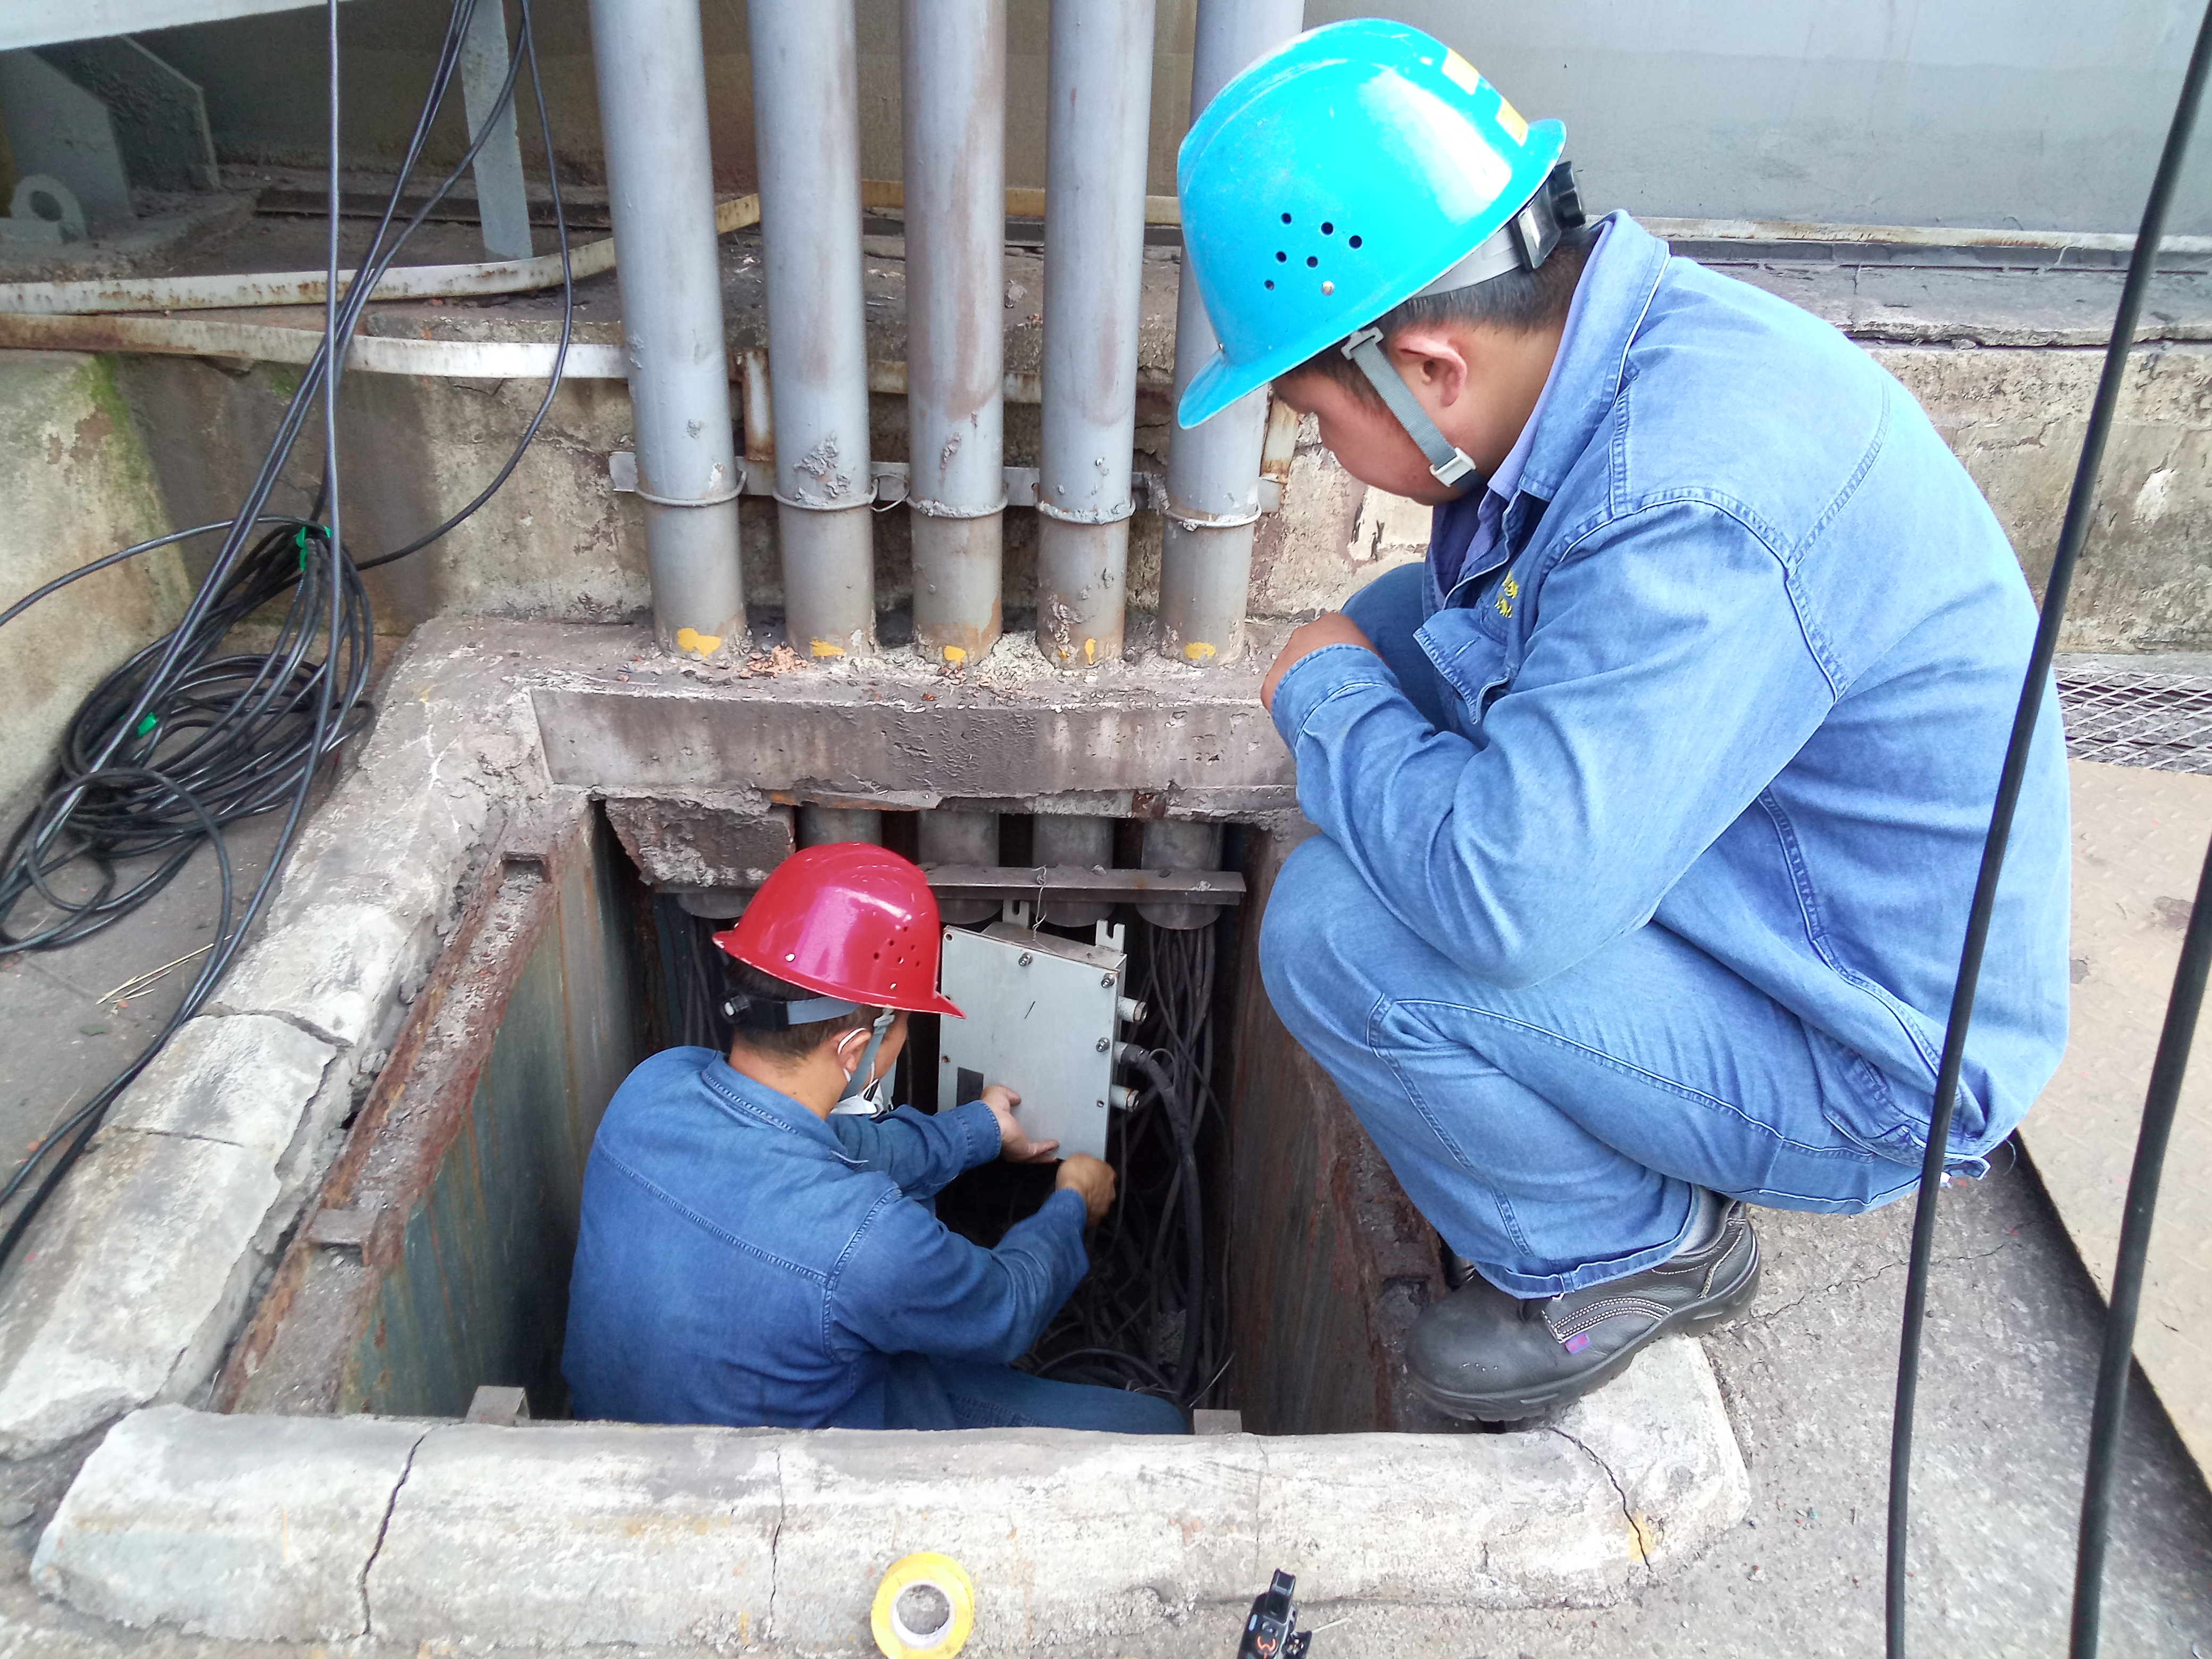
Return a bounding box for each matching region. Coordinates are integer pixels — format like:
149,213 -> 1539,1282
1337,162 -> 1583,497
1339,326 -> 1485,493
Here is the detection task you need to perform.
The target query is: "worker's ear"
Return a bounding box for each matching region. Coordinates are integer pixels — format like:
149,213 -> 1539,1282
1385,324 -> 1470,409
829,1024 -> 869,1077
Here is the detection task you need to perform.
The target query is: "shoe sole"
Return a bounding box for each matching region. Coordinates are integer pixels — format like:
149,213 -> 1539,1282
1407,1239 -> 1763,1425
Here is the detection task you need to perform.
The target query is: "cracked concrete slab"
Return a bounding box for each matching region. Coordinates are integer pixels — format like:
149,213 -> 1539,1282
30,1404 -> 426,1641
38,1343 -> 1742,1653
99,1016 -> 336,1166
0,1134 -> 279,1459
363,1421 -> 781,1649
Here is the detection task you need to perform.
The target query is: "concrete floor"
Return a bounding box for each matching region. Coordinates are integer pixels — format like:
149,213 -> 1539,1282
0,812 -> 284,1189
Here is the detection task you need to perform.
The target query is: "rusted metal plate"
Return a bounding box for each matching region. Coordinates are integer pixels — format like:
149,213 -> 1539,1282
219,801 -> 646,1420
1224,828 -> 1458,1436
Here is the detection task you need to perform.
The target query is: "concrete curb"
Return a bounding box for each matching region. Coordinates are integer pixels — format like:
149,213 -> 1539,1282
35,1339 -> 1747,1651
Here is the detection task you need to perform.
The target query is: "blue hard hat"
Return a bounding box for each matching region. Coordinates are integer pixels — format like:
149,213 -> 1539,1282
1175,19 -> 1565,429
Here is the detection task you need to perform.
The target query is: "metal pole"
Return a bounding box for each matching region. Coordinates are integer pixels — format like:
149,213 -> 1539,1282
749,0 -> 875,661
1159,0 -> 1302,665
587,0 -> 745,661
1136,818 -> 1223,929
1035,0 -> 1157,669
460,0 -> 535,262
798,806 -> 883,848
902,0 -> 1007,666
1033,814 -> 1113,926
918,808 -> 1000,924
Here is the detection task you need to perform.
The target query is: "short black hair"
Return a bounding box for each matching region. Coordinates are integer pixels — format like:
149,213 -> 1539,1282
723,959 -> 884,1062
1276,222 -> 1597,410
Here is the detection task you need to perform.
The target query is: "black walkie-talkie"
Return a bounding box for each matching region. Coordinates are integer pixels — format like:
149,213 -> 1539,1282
1237,1568 -> 1312,1657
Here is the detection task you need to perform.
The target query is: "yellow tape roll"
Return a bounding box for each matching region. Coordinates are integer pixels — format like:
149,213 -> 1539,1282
870,1552 -> 976,1658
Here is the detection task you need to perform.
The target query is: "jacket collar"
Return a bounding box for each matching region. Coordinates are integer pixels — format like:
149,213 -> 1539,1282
698,1054 -> 860,1161
1513,212 -> 1671,508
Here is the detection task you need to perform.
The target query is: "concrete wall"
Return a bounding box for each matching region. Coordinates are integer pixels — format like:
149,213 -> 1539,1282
0,351 -> 187,820
136,0 -> 2212,233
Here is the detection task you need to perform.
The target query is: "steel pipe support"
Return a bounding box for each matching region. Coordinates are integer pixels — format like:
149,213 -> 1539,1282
798,807 -> 883,849
749,0 -> 876,660
1159,0 -> 1304,666
1031,815 -> 1115,926
588,0 -> 746,661
1136,818 -> 1226,929
1036,0 -> 1158,669
903,0 -> 1008,664
918,808 -> 1001,924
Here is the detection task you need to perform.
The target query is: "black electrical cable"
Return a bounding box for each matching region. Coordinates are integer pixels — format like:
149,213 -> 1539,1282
1883,5 -> 2212,1650
2068,831 -> 2212,1656
0,0 -> 570,1268
1129,1046 -> 1206,1400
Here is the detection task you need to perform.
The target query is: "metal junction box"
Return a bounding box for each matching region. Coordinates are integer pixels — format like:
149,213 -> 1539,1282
936,916 -> 1136,1161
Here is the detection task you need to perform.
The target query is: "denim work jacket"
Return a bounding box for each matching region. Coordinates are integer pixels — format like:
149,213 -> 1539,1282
1270,213 -> 2071,1169
563,1048 -> 1088,1428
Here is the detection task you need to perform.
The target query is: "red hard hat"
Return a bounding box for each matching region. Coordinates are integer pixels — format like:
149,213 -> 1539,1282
711,843 -> 965,1017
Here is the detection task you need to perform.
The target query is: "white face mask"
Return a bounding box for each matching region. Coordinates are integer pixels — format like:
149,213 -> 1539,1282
832,1010 -> 898,1117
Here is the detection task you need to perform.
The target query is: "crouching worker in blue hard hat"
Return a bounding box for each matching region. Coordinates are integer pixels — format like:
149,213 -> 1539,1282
563,843 -> 1186,1434
1183,21 -> 2069,1420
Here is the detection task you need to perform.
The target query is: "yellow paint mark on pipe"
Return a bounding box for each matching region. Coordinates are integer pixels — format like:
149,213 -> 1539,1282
674,627 -> 721,657
1083,638 -> 1097,665
811,640 -> 847,658
942,645 -> 967,664
1183,641 -> 1217,663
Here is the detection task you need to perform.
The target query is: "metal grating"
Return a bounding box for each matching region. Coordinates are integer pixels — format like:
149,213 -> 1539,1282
2057,661 -> 2212,775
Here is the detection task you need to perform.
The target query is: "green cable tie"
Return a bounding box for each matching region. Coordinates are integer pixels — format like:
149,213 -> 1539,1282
135,713 -> 158,736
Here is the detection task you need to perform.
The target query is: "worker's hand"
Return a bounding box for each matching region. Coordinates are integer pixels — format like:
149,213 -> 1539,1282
1260,611 -> 1378,711
981,1084 -> 1060,1164
1054,1154 -> 1116,1226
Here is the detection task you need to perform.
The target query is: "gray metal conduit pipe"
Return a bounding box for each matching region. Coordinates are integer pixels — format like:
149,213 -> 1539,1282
1036,0 -> 1158,669
1159,0 -> 1305,666
1033,815 -> 1115,927
586,0 -> 745,661
798,807 -> 884,849
902,0 -> 1008,666
1136,819 -> 1225,929
918,809 -> 1000,925
749,0 -> 876,662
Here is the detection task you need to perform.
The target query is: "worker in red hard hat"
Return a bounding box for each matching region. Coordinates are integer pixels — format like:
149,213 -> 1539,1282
563,843 -> 1186,1435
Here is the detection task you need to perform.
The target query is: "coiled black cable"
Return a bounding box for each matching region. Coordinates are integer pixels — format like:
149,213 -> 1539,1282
1884,4 -> 2212,1650
0,0 -> 570,1269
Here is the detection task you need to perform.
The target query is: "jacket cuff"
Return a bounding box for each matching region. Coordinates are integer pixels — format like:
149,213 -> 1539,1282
946,1097 -> 1003,1169
1269,643 -> 1400,746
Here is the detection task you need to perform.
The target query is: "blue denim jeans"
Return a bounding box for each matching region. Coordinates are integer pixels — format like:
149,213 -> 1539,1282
886,1358 -> 1188,1434
1256,567 -> 1927,1299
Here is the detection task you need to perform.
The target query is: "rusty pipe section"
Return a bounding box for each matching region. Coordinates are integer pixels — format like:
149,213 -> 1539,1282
902,0 -> 1008,666
749,0 -> 876,662
1159,0 -> 1304,667
587,0 -> 745,660
1035,0 -> 1158,670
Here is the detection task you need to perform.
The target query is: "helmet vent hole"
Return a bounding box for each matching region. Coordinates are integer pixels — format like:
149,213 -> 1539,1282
1280,211 -> 1292,224
1321,221 -> 1334,235
1305,255 -> 1318,267
1349,234 -> 1362,248
1264,279 -> 1275,289
1275,250 -> 1286,263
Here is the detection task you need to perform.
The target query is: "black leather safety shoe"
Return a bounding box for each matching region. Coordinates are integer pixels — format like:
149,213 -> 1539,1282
1407,1201 -> 1762,1422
